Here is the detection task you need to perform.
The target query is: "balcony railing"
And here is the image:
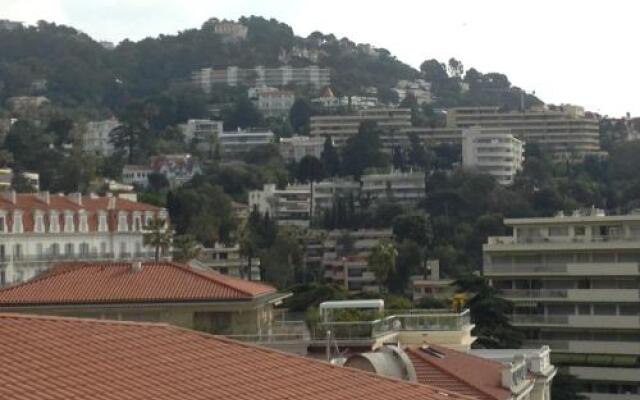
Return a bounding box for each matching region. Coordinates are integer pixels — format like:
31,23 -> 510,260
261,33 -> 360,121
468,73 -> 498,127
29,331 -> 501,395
501,289 -> 568,299
0,252 -> 158,265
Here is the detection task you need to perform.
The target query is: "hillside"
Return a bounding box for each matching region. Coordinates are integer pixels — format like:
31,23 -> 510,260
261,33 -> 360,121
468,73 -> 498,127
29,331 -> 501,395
0,17 -> 541,116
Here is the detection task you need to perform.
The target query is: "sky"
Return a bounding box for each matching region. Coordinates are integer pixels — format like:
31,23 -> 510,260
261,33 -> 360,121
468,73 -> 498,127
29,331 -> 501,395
3,0 -> 639,117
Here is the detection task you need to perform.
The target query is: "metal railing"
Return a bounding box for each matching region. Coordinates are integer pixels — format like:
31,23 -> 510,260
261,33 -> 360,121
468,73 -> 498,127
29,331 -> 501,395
501,289 -> 568,299
511,314 -> 569,325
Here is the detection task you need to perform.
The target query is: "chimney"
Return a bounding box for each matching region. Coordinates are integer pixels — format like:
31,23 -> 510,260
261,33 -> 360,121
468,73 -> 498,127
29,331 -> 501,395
37,191 -> 50,205
107,196 -> 116,210
68,192 -> 82,206
131,261 -> 143,273
89,192 -> 99,199
1,190 -> 16,204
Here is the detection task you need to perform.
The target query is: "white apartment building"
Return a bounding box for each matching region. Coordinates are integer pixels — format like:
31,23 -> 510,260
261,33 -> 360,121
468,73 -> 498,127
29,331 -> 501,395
410,260 -> 455,302
483,209 -> 640,400
192,65 -> 330,92
393,79 -> 433,105
122,165 -> 153,188
0,191 -> 166,285
211,19 -> 248,41
255,89 -> 295,118
309,108 -> 412,149
278,135 -> 326,162
462,127 -> 524,186
249,184 -> 311,227
190,242 -> 261,281
312,178 -> 360,213
311,87 -> 378,110
123,154 -> 202,189
0,168 -> 39,191
218,129 -> 274,156
447,105 -> 602,161
82,118 -> 121,156
323,229 -> 394,292
360,169 -> 426,204
179,119 -> 223,151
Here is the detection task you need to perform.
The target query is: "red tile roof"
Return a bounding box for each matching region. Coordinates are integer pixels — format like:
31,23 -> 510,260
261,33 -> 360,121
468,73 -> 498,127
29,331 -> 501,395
0,313 -> 471,400
0,261 -> 277,305
405,345 -> 511,400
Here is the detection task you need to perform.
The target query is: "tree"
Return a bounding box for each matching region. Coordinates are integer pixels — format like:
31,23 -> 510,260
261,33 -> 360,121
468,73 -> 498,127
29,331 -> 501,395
407,132 -> 427,168
289,98 -> 313,134
143,218 -> 172,262
454,274 -> 523,348
420,59 -> 448,82
172,234 -> 201,263
388,239 -> 422,294
222,97 -> 263,130
341,121 -> 388,178
368,241 -> 397,292
447,58 -> 464,78
296,155 -> 326,183
392,212 -> 432,246
321,136 -> 340,177
110,100 -> 155,163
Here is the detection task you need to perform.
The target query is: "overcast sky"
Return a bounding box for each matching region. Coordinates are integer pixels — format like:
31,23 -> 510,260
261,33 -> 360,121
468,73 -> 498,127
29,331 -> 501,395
4,0 -> 638,117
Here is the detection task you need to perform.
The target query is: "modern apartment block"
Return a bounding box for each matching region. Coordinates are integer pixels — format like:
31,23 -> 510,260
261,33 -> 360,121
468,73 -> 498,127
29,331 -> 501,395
278,135 -> 326,162
81,118 -> 121,156
447,105 -> 602,160
360,169 -> 425,204
218,128 -> 275,156
0,191 -> 167,285
179,119 -> 223,150
483,209 -> 640,400
190,242 -> 261,281
462,127 -> 524,185
309,108 -> 412,149
323,229 -> 393,292
249,184 -> 311,227
192,65 -> 330,92
255,88 -> 295,118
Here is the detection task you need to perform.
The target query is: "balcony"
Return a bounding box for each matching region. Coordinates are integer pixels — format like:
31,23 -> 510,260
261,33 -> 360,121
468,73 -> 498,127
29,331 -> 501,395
512,314 -> 640,329
523,340 -> 640,355
485,262 -> 640,276
501,289 -> 640,302
485,234 -> 640,251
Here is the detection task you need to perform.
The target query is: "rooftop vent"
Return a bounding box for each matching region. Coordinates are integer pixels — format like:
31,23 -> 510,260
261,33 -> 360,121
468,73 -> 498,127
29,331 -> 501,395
131,261 -> 143,273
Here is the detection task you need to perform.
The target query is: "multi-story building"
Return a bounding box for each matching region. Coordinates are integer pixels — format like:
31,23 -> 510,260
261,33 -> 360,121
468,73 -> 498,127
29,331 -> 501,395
82,118 -> 121,156
0,191 -> 166,285
192,65 -> 330,92
483,209 -> 640,400
447,105 -> 602,160
249,183 -> 311,227
121,165 -> 153,187
278,135 -> 326,162
309,108 -> 412,149
410,260 -> 456,302
218,128 -> 275,156
254,88 -> 295,118
323,229 -> 394,292
211,19 -> 248,41
179,119 -> 223,150
311,178 -> 361,213
0,168 -> 39,191
190,242 -> 261,281
360,169 -> 425,204
311,87 -> 378,110
123,154 -> 201,188
393,79 -> 433,105
462,127 -> 524,185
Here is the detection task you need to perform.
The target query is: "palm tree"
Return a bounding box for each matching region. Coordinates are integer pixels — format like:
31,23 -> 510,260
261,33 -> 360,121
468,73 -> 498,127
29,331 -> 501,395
172,234 -> 201,263
143,218 -> 172,262
368,241 -> 397,293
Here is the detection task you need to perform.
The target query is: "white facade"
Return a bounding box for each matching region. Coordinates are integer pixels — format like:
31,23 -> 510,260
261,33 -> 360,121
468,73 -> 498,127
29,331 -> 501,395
278,136 -> 326,162
249,184 -> 311,227
484,209 -> 640,400
192,65 -> 330,92
256,90 -> 295,118
82,118 -> 121,156
219,129 -> 274,156
122,165 -> 153,188
180,119 -> 223,151
360,170 -> 426,204
190,242 -> 261,281
393,79 -> 433,105
0,191 -> 166,286
462,127 -> 524,185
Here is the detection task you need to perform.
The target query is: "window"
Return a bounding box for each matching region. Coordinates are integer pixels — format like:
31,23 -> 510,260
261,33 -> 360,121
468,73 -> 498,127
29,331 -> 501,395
593,304 -> 616,315
13,244 -> 22,260
0,244 -> 4,260
117,212 -> 128,232
12,211 -> 23,233
0,216 -> 5,232
50,243 -> 60,256
98,212 -> 108,232
548,226 -> 569,236
79,243 -> 89,256
49,212 -> 60,233
34,212 -> 45,233
64,212 -> 75,233
100,242 -> 107,255
119,242 -> 128,257
133,213 -> 142,231
65,243 -> 74,256
574,226 -> 586,236
36,243 -> 43,257
78,212 -> 89,233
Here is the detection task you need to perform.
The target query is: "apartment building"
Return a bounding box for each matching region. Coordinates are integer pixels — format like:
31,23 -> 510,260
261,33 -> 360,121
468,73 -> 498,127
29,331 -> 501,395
393,79 -> 433,105
82,118 -> 120,156
323,229 -> 393,292
0,191 -> 166,285
249,183 -> 311,227
309,108 -> 412,149
312,178 -> 361,213
462,127 -> 524,185
190,242 -> 261,280
123,154 -> 202,188
210,19 -> 248,41
410,260 -> 456,302
360,169 -> 425,204
192,65 -> 330,92
483,209 -> 640,400
254,88 -> 295,118
447,105 -> 602,160
278,135 -> 326,162
179,118 -> 223,151
218,128 -> 274,156
0,168 -> 39,191
311,87 -> 378,110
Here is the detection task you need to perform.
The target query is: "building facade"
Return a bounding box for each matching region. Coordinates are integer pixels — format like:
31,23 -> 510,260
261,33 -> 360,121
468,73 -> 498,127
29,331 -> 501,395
483,209 -> 640,400
360,169 -> 426,204
179,119 -> 223,150
82,118 -> 120,156
123,154 -> 201,188
218,129 -> 275,156
0,192 -> 166,285
393,79 -> 433,105
190,242 -> 261,281
249,184 -> 311,227
447,105 -> 602,161
192,65 -> 330,92
278,135 -> 326,162
255,88 -> 295,118
309,108 -> 412,149
462,127 -> 524,185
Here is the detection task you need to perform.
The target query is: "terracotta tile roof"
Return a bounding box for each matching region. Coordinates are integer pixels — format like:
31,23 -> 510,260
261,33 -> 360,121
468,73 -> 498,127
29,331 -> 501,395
0,261 -> 277,305
0,313 -> 471,400
405,345 -> 511,400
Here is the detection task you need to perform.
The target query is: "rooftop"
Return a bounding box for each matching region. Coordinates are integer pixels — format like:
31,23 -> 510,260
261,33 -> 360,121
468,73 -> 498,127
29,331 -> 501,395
0,261 -> 277,305
0,313 -> 470,400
